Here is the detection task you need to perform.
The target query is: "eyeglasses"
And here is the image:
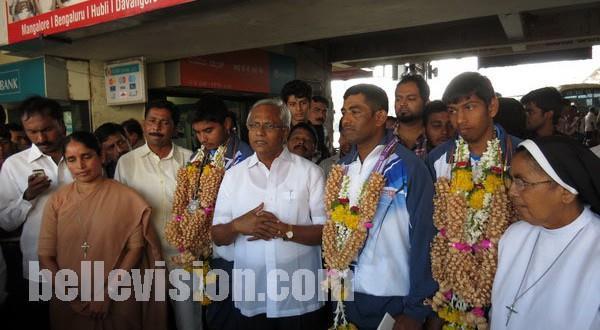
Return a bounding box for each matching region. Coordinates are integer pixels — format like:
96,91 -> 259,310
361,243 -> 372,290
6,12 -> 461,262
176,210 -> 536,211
247,122 -> 286,132
503,176 -> 554,191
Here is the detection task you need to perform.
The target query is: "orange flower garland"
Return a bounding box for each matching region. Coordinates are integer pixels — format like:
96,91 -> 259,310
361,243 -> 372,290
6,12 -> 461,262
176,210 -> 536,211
164,146 -> 227,304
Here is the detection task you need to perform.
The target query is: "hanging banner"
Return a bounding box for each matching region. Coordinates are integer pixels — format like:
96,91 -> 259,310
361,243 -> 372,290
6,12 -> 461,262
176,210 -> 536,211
3,0 -> 194,45
105,57 -> 146,105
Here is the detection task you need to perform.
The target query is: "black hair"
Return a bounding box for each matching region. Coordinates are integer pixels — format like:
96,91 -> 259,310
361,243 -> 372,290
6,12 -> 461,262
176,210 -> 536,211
343,84 -> 389,113
442,72 -> 495,106
281,80 -> 312,103
288,122 -> 318,144
0,105 -> 5,124
62,131 -> 102,156
423,100 -> 447,125
520,87 -> 564,125
144,100 -> 180,126
311,95 -> 329,108
0,124 -> 10,140
18,96 -> 64,126
121,119 -> 143,137
5,122 -> 24,132
226,111 -> 238,132
190,95 -> 228,125
93,122 -> 127,144
496,98 -> 527,139
398,74 -> 430,101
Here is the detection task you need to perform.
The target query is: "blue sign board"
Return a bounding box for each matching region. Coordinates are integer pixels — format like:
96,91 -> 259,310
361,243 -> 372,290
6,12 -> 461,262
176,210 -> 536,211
0,58 -> 46,103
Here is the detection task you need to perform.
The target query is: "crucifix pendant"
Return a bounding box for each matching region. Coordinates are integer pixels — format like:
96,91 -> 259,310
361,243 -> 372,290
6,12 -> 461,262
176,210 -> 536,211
81,241 -> 90,259
505,303 -> 518,326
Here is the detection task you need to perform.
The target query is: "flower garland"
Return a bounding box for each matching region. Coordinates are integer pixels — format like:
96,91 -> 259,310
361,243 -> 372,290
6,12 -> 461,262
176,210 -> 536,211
164,145 -> 227,305
322,159 -> 387,329
430,137 -> 513,330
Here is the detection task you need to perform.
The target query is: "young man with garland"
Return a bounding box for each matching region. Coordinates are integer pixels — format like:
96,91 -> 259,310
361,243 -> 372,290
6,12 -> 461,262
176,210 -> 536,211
323,84 -> 436,330
426,72 -> 521,329
165,95 -> 252,330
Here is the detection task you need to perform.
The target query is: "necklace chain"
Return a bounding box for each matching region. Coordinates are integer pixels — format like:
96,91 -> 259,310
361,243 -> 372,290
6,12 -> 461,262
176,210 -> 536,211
75,182 -> 93,259
505,225 -> 585,326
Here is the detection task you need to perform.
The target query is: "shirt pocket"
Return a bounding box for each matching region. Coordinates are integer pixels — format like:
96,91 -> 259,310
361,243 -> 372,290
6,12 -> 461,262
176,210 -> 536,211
278,187 -> 309,224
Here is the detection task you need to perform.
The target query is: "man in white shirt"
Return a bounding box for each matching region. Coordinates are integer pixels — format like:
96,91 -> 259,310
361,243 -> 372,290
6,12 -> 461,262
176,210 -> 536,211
0,96 -> 73,329
584,107 -> 597,146
114,100 -> 194,330
212,99 -> 327,329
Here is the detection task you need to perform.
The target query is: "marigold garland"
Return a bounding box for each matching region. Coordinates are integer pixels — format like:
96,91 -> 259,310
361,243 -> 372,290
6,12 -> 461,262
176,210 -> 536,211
164,145 -> 227,305
430,137 -> 514,330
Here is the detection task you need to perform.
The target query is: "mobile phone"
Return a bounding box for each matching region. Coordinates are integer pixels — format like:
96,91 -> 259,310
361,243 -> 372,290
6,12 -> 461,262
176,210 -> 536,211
32,169 -> 46,177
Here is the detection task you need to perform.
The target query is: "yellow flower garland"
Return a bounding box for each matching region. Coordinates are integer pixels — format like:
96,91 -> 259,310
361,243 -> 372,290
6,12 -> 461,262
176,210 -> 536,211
322,164 -> 386,329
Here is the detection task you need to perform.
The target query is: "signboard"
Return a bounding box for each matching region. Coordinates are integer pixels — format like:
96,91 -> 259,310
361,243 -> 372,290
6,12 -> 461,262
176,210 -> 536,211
0,57 -> 70,103
179,49 -> 295,95
3,0 -> 194,45
105,57 -> 146,105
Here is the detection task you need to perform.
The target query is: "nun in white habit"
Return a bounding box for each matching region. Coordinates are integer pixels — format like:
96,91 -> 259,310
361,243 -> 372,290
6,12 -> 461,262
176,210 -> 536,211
490,136 -> 600,330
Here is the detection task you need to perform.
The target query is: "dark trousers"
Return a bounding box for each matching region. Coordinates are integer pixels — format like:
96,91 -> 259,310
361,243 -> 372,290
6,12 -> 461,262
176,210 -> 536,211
345,292 -> 407,330
1,241 -> 50,329
205,258 -> 240,330
238,307 -> 328,330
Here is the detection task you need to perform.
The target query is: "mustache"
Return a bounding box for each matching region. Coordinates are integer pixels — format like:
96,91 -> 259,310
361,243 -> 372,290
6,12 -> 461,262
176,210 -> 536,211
149,133 -> 164,137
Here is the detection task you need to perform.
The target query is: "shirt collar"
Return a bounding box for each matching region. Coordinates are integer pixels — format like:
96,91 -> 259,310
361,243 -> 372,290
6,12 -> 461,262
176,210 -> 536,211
27,144 -> 66,164
247,146 -> 292,168
395,129 -> 427,150
27,144 -> 44,163
141,143 -> 176,160
343,129 -> 395,164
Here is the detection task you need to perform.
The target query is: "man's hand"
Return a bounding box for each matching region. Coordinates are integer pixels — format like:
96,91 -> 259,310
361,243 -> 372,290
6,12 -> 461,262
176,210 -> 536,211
248,211 -> 288,241
233,203 -> 280,240
393,314 -> 423,330
23,174 -> 51,201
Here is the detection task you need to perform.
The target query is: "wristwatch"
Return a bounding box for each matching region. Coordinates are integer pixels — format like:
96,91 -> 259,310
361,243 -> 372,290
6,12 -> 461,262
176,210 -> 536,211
284,224 -> 294,240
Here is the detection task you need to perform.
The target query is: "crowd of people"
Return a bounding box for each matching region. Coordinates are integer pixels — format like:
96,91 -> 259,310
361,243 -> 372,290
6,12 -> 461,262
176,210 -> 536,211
0,72 -> 598,330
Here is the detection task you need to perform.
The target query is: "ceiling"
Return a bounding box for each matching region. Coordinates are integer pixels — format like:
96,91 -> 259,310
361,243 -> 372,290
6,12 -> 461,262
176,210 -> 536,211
2,0 -> 600,66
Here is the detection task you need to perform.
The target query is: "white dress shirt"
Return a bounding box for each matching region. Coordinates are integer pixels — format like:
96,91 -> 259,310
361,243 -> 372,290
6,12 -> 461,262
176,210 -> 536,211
0,145 -> 72,280
585,112 -> 596,132
213,148 -> 326,318
114,143 -> 192,268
